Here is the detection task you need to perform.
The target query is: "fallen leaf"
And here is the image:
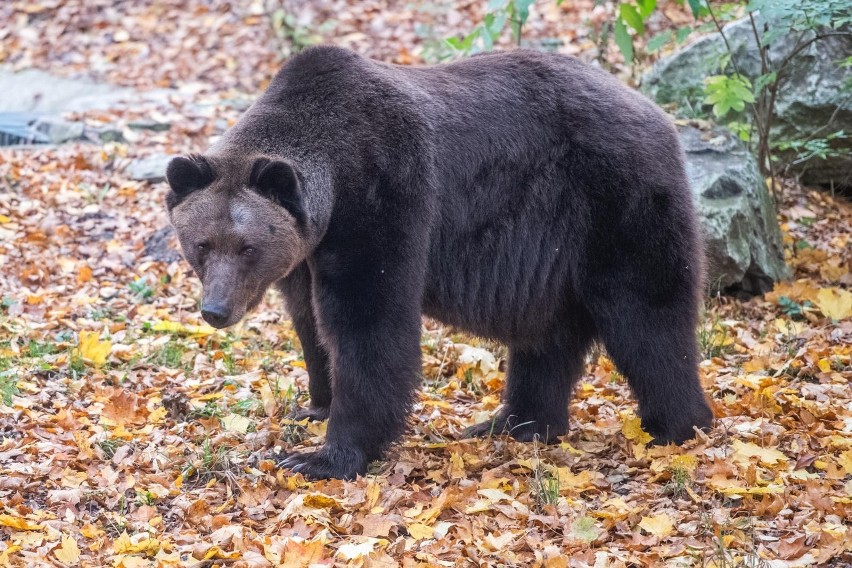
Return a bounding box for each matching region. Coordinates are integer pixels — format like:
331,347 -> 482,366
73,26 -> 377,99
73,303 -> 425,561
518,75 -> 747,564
74,330 -> 111,367
54,535 -> 80,564
815,288 -> 852,320
638,514 -> 674,538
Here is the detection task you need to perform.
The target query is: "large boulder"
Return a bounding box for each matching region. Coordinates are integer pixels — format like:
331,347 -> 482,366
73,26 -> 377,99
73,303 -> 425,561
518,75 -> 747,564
681,124 -> 790,294
644,18 -> 852,188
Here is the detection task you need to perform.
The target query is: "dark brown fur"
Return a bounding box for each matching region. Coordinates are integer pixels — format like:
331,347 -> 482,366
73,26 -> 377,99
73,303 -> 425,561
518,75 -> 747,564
167,46 -> 714,480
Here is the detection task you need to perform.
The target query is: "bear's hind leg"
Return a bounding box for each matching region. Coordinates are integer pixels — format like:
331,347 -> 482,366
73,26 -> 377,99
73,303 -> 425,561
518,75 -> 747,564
591,295 -> 713,444
465,324 -> 593,443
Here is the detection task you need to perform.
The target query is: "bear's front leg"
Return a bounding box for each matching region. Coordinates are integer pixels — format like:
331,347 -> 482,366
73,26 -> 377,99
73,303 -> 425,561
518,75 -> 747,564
278,263 -> 331,422
280,236 -> 426,479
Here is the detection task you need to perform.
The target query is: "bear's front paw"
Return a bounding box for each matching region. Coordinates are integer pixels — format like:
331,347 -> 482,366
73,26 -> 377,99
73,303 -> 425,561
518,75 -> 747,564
278,443 -> 368,480
287,405 -> 330,422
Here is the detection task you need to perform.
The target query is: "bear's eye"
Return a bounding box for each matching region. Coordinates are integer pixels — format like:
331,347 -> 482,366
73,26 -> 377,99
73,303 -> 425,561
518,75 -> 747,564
196,243 -> 209,253
241,246 -> 256,257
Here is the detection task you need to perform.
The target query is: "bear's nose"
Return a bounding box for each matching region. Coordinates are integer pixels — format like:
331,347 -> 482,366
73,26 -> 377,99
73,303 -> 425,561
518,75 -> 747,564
201,304 -> 230,328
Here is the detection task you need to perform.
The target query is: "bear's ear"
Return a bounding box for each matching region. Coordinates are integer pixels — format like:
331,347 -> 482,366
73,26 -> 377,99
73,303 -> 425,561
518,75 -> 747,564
249,158 -> 306,225
165,155 -> 214,209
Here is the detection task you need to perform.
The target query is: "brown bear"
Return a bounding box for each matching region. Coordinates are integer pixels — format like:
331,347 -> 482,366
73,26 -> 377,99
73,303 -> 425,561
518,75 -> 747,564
166,46 -> 714,480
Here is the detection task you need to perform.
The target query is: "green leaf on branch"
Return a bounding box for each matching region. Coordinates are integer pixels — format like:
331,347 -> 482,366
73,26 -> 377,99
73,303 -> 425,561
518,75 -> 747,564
753,71 -> 778,95
646,30 -> 673,53
687,0 -> 705,18
614,18 -> 634,62
704,75 -> 756,117
619,4 -> 645,35
636,0 -> 657,18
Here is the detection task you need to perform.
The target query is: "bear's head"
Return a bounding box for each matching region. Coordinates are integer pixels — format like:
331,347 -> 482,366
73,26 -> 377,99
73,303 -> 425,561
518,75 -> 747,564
165,154 -> 309,328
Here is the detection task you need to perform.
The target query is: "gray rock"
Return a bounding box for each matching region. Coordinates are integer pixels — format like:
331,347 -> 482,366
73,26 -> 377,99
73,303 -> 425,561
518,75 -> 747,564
682,124 -> 790,294
32,116 -> 86,144
143,226 -> 182,263
126,153 -> 172,183
644,18 -> 852,188
0,67 -> 172,113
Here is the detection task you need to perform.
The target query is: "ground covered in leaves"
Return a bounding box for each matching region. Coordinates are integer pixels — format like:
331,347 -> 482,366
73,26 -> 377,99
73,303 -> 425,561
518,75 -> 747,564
0,1 -> 851,566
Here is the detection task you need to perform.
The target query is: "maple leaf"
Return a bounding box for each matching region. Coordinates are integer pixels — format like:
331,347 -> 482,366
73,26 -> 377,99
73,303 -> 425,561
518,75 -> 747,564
621,414 -> 654,444
54,535 -> 81,564
731,440 -> 788,467
74,330 -> 111,367
815,288 -> 852,321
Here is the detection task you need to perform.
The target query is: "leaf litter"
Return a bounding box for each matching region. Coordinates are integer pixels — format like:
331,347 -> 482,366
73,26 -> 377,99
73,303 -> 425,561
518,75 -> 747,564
0,1 -> 851,566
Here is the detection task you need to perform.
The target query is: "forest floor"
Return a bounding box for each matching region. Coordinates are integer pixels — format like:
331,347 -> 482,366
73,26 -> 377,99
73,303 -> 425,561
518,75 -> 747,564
0,1 -> 850,566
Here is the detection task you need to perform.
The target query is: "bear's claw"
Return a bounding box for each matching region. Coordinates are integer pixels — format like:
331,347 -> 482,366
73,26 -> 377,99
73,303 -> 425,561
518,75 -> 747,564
463,412 -> 566,444
287,405 -> 330,422
278,444 -> 367,480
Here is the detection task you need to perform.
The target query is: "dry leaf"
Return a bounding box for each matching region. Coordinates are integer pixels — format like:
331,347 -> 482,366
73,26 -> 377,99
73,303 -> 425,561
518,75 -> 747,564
638,514 -> 674,538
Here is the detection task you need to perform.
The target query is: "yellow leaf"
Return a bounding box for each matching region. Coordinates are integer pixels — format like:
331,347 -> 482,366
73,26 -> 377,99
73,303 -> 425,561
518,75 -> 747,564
557,468 -> 601,492
731,440 -> 788,467
202,546 -> 240,560
112,531 -> 132,554
0,215 -> 10,223
151,320 -> 216,336
838,451 -> 852,476
817,358 -> 832,373
715,483 -> 784,496
259,382 -> 277,418
638,514 -> 674,538
365,481 -> 381,511
407,523 -> 434,540
147,406 -> 167,424
621,414 -> 653,444
112,532 -> 161,556
742,357 -> 769,373
448,452 -> 465,479
221,413 -> 252,434
670,454 -> 698,474
80,524 -> 104,539
815,288 -> 852,321
54,535 -> 80,564
75,330 -> 111,367
303,494 -> 338,510
73,431 -> 94,461
0,514 -> 42,531
774,318 -> 803,336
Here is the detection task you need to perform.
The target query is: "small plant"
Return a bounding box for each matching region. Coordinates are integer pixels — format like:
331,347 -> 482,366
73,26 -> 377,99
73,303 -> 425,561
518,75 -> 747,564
135,490 -> 155,506
529,438 -> 560,511
190,401 -> 223,419
152,341 -> 186,369
184,438 -> 240,486
697,309 -> 732,360
26,340 -> 56,358
0,371 -> 18,405
99,437 -> 121,459
68,352 -> 86,376
664,464 -> 692,498
128,277 -> 155,302
230,397 -> 260,417
265,3 -> 334,58
441,0 -> 536,59
777,296 -> 812,320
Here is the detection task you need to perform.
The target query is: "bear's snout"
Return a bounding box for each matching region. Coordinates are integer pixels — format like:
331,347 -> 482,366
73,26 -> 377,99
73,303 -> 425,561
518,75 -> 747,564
201,303 -> 231,328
